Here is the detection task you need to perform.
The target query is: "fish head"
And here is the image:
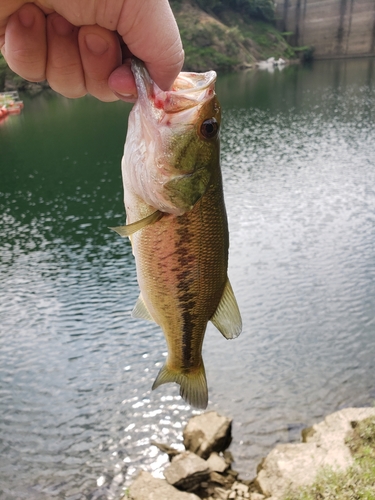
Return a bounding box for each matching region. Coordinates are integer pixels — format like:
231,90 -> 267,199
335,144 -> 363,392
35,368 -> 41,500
123,59 -> 221,215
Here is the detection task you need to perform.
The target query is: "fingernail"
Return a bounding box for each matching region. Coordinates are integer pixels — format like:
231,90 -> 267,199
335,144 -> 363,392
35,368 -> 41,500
51,16 -> 73,37
18,7 -> 35,29
85,34 -> 109,56
115,91 -> 137,101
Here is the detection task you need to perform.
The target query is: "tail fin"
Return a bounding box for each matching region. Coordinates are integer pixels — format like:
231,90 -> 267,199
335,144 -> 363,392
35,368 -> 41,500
152,362 -> 208,409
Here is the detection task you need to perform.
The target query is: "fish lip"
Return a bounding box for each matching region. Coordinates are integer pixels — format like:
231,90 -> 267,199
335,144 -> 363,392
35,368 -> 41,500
173,71 -> 217,95
131,58 -> 154,103
131,58 -> 217,114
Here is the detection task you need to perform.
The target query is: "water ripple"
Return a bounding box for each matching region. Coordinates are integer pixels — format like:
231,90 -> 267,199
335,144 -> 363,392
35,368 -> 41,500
1,59 -> 375,498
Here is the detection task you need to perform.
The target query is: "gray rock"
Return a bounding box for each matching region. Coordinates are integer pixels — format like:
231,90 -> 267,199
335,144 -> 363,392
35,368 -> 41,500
255,442 -> 327,498
223,450 -> 234,466
150,440 -> 180,460
206,452 -> 228,473
255,407 -> 375,500
183,411 -> 232,459
250,493 -> 265,500
128,470 -> 200,500
209,471 -> 227,485
304,407 -> 375,450
214,487 -> 230,499
163,451 -> 210,490
231,481 -> 250,495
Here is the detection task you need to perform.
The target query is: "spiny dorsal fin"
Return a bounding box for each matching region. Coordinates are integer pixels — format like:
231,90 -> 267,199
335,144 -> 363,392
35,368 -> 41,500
132,294 -> 155,323
210,278 -> 242,339
109,210 -> 164,237
152,362 -> 208,409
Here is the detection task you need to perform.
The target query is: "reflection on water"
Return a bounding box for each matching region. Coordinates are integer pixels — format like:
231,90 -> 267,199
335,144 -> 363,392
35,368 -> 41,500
1,59 -> 375,499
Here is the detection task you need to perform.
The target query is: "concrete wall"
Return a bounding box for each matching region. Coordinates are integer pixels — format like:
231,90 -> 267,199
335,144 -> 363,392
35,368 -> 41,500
276,0 -> 375,58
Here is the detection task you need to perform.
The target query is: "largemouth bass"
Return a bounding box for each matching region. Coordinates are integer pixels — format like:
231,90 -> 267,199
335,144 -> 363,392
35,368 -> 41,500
111,59 -> 242,409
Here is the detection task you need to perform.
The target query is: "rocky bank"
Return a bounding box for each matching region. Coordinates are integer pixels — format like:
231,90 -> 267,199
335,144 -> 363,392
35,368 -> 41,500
125,407 -> 375,500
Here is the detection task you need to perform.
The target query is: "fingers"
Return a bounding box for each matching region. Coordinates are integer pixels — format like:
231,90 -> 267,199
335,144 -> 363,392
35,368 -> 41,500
2,0 -> 184,101
46,13 -> 86,98
3,3 -> 47,82
78,25 -> 122,102
47,18 -> 122,100
5,7 -> 122,101
117,0 -> 184,91
108,60 -> 137,102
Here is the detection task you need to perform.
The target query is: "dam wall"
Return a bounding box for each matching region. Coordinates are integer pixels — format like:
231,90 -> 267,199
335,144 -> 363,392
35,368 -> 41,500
276,0 -> 375,58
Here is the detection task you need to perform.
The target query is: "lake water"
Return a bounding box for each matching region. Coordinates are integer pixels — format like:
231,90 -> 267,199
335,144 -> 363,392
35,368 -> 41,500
1,58 -> 375,499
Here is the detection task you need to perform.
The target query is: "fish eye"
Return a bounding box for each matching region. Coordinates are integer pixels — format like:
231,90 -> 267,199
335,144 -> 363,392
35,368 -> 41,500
200,118 -> 219,139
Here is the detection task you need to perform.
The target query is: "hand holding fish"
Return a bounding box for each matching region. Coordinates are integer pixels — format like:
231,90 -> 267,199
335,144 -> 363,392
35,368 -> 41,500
0,0 -> 184,101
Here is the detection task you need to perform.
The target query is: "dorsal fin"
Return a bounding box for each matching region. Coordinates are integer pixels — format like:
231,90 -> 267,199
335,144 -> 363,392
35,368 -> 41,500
210,278 -> 242,339
109,210 -> 164,237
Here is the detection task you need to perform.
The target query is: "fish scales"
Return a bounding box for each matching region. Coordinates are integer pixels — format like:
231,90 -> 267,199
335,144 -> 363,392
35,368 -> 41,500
133,178 -> 228,373
111,59 -> 242,409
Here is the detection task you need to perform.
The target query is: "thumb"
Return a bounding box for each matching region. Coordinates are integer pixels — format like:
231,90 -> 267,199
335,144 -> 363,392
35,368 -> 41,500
117,0 -> 184,91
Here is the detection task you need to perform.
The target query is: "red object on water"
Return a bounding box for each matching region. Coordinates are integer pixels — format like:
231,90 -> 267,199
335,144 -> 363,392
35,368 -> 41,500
0,105 -> 9,119
0,91 -> 24,119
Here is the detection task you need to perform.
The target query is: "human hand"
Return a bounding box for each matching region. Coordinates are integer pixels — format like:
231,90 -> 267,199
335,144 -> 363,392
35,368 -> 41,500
0,0 -> 184,102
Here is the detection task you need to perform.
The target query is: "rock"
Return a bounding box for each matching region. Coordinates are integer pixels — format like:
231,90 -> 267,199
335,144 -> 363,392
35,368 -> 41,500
226,469 -> 239,480
128,470 -> 200,500
255,443 -> 324,498
214,486 -> 230,499
163,451 -> 210,491
255,407 -> 375,500
250,493 -> 265,500
206,452 -> 229,473
150,440 -> 180,460
209,471 -> 227,485
183,411 -> 232,459
304,407 -> 375,450
223,450 -> 234,466
231,481 -> 250,495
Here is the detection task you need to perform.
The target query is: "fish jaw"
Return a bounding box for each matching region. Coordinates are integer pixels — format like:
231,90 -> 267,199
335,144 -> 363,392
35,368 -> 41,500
123,59 -> 221,216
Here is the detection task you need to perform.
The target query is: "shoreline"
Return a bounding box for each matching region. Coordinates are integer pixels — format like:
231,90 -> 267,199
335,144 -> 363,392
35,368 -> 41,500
124,407 -> 375,500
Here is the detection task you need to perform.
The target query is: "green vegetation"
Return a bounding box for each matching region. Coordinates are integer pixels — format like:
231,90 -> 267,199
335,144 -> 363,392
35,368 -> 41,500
175,0 -> 275,22
293,45 -> 315,62
283,417 -> 375,500
171,2 -> 296,72
0,52 -> 33,92
0,53 -> 8,90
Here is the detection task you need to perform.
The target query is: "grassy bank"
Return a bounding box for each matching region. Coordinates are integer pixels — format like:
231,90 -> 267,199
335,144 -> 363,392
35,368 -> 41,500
171,1 -> 296,72
284,416 -> 375,500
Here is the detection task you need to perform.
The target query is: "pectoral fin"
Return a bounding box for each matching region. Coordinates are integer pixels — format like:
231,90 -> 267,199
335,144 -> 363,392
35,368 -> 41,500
211,278 -> 242,339
132,294 -> 155,323
109,210 -> 164,237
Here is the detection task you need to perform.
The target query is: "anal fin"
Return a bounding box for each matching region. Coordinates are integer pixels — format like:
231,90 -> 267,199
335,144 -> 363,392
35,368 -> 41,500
210,278 -> 242,339
132,294 -> 155,323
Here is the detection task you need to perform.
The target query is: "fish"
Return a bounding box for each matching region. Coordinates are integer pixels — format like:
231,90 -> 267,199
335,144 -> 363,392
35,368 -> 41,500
111,59 -> 242,409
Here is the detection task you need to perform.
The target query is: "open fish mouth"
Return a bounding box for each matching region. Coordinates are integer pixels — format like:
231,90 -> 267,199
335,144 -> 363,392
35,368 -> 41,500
131,58 -> 217,115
